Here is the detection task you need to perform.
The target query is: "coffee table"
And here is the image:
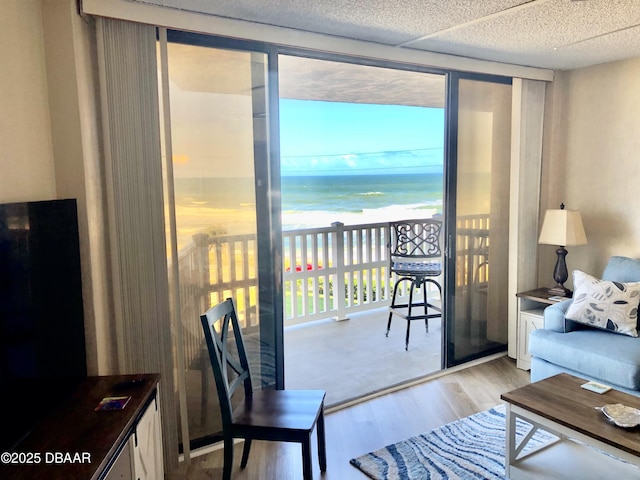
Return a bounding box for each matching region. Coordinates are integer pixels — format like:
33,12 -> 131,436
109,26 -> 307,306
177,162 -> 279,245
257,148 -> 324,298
501,373 -> 640,479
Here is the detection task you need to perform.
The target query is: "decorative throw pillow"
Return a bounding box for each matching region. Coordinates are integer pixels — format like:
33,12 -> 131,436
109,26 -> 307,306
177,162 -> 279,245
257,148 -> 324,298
565,270 -> 640,337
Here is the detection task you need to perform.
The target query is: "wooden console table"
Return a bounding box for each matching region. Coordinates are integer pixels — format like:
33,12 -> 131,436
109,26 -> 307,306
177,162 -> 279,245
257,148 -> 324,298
0,374 -> 162,480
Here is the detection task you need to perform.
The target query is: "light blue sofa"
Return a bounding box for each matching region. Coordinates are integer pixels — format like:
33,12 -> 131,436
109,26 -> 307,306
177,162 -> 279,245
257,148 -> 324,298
529,256 -> 640,397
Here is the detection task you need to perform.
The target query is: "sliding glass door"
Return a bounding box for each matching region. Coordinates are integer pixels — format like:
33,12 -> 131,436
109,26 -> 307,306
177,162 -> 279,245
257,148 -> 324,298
445,74 -> 512,367
160,34 -> 281,451
158,29 -> 516,452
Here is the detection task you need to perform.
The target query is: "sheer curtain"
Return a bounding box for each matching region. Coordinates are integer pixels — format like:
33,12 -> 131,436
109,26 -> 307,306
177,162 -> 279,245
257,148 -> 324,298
97,17 -> 178,470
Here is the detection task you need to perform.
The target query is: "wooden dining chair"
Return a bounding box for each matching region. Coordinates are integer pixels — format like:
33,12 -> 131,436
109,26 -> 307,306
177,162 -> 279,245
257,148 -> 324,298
200,298 -> 327,480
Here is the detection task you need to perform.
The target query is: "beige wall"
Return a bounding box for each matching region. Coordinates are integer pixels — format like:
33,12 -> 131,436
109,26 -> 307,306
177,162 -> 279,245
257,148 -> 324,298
540,57 -> 640,287
2,0 -> 115,376
41,0 -> 117,376
0,0 -> 56,201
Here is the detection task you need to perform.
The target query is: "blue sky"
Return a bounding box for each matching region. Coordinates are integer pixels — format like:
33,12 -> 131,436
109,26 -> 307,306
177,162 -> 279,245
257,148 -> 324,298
279,99 -> 445,176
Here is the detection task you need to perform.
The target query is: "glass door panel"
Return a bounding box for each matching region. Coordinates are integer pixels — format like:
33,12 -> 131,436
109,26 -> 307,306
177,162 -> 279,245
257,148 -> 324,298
163,39 -> 274,449
447,76 -> 512,367
278,54 -> 446,405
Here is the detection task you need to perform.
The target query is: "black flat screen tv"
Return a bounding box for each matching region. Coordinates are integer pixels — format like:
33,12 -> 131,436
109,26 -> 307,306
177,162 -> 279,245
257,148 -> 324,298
0,199 -> 87,449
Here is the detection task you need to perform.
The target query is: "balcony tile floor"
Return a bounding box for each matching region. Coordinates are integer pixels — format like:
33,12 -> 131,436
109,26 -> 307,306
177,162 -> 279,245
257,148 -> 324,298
284,306 -> 443,406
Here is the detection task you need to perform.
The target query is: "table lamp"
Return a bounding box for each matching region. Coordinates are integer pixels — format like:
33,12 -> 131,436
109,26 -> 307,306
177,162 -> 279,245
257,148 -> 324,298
538,203 -> 587,297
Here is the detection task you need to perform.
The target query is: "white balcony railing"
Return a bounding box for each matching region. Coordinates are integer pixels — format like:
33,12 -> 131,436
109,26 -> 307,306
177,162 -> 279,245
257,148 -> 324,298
176,216 -> 489,370
282,221 -> 394,324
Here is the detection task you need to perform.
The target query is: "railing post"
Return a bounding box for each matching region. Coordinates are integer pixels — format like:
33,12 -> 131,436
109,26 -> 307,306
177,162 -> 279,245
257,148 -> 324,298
331,222 -> 349,321
192,233 -> 210,312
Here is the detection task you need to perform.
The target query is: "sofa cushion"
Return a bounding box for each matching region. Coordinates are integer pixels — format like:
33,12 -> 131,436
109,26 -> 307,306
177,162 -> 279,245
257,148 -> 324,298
602,256 -> 640,283
565,270 -> 640,337
530,357 -> 640,397
529,328 -> 640,390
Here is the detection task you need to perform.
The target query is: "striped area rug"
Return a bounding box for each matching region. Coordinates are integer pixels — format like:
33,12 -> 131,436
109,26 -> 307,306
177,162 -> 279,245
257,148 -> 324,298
350,405 -> 557,480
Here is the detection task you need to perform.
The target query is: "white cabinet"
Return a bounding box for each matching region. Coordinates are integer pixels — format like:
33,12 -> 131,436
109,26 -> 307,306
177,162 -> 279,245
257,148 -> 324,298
104,438 -> 134,480
516,289 -> 560,371
104,387 -> 163,480
133,394 -> 164,480
516,308 -> 544,370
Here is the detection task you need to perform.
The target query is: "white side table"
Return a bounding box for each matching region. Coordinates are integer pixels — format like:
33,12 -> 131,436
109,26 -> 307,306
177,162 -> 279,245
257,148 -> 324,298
515,288 -> 566,370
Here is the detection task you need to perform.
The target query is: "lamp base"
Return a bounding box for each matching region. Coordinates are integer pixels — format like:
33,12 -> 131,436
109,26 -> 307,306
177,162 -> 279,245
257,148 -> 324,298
548,284 -> 572,297
549,246 -> 572,297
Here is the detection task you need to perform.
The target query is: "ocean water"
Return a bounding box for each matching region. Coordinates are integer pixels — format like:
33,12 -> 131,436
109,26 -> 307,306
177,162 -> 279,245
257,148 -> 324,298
173,173 -> 443,232
281,173 -> 443,230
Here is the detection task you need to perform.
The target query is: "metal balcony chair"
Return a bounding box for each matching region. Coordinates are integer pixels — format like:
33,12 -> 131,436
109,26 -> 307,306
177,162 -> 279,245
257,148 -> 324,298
200,298 -> 326,480
386,219 -> 443,350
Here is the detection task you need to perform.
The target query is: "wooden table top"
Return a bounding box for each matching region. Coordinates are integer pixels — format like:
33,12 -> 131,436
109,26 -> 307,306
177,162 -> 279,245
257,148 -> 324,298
516,288 -> 571,304
0,374 -> 159,480
501,373 -> 640,458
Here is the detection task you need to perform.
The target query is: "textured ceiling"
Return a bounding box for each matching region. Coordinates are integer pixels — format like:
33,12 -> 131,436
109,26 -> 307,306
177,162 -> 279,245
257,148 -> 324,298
167,42 -> 447,106
138,0 -> 640,70
278,56 -> 446,107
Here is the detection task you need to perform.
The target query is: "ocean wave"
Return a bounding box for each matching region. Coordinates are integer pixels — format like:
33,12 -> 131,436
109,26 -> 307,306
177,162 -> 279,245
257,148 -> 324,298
282,203 -> 440,230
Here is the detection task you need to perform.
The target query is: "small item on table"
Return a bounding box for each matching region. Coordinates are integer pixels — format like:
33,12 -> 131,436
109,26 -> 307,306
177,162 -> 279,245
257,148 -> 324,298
95,396 -> 131,411
581,381 -> 612,394
596,403 -> 640,428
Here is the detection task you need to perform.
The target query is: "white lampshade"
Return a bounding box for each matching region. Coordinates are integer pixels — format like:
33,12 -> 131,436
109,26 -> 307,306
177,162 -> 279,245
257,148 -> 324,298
538,208 -> 587,247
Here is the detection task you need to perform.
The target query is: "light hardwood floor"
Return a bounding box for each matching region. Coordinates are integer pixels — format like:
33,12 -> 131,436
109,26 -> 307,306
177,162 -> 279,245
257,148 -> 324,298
168,355 -> 530,479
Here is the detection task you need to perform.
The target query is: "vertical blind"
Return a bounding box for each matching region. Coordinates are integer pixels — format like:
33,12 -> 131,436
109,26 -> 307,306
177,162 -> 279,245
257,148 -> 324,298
97,17 -> 178,470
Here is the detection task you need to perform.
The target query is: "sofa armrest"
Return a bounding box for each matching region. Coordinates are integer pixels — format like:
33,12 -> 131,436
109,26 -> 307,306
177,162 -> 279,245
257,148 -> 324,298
543,299 -> 575,332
